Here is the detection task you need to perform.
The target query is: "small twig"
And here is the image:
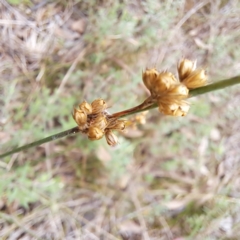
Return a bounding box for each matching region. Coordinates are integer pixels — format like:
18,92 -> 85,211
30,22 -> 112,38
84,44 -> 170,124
131,188 -> 151,240
0,212 -> 42,239
57,48 -> 87,94
63,206 -> 119,240
0,75 -> 239,159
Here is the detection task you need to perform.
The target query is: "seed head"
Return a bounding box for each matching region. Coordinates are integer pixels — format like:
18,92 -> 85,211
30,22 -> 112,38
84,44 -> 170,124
158,101 -> 190,116
107,119 -> 126,131
182,69 -> 207,89
178,58 -> 196,81
79,101 -> 92,115
72,108 -> 87,126
152,72 -> 178,96
142,68 -> 159,91
92,114 -> 108,130
105,130 -> 118,146
176,103 -> 190,116
91,99 -> 107,114
88,126 -> 104,140
158,102 -> 177,116
168,83 -> 189,97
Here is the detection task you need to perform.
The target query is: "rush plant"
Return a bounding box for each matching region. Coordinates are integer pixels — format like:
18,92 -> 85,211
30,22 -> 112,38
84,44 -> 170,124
0,59 -> 239,158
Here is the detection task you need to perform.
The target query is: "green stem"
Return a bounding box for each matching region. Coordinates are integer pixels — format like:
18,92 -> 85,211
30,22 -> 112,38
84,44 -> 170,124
0,75 -> 239,159
0,127 -> 79,159
189,76 -> 240,97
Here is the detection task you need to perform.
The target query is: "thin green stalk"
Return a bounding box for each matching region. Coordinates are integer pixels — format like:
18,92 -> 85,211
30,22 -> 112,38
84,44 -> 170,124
189,76 -> 240,97
0,127 -> 79,159
0,75 -> 239,159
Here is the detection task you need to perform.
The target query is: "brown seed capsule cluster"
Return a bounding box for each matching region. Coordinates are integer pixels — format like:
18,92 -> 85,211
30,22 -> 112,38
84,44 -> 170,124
72,99 -> 127,146
142,59 -> 207,116
178,59 -> 207,89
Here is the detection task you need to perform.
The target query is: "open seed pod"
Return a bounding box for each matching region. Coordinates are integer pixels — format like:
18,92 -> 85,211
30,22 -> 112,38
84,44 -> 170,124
178,58 -> 197,81
158,100 -> 190,116
105,130 -> 118,146
91,99 -> 107,114
142,68 -> 159,92
152,72 -> 178,96
91,114 -> 108,130
107,119 -> 127,131
182,69 -> 207,89
88,126 -> 104,140
167,83 -> 189,98
72,108 -> 87,126
79,101 -> 92,115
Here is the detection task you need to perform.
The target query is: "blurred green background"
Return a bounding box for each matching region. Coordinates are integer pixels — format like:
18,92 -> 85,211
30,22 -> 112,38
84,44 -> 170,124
0,0 -> 240,239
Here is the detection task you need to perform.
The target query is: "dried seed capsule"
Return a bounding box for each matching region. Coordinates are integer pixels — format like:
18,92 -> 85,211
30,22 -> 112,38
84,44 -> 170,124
158,101 -> 190,116
178,58 -> 196,81
142,68 -> 159,91
168,83 -> 189,97
108,119 -> 126,131
92,114 -> 108,130
88,126 -> 104,140
158,102 -> 178,116
182,69 -> 207,89
152,72 -> 178,95
91,99 -> 107,114
175,103 -> 190,116
79,101 -> 92,115
72,108 -> 87,126
105,130 -> 118,146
